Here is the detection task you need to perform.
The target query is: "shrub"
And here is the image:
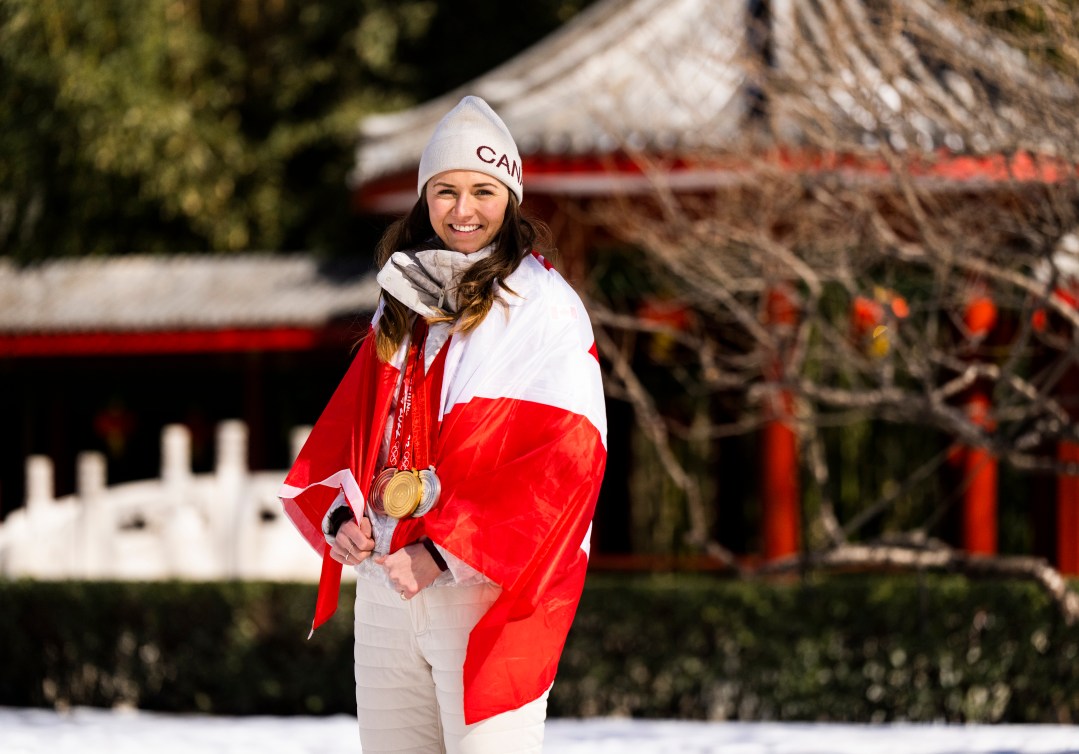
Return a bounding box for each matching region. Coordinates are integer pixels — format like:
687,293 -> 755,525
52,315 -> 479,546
2,573 -> 1077,721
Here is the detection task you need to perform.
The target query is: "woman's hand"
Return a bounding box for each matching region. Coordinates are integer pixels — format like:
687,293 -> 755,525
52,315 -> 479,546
330,516 -> 375,566
375,543 -> 442,599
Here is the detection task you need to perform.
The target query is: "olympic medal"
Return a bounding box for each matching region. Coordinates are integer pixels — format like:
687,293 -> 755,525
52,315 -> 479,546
383,470 -> 422,519
413,467 -> 441,517
368,467 -> 395,515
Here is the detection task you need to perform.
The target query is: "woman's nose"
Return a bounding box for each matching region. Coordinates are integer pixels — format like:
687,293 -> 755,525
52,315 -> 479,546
453,194 -> 474,215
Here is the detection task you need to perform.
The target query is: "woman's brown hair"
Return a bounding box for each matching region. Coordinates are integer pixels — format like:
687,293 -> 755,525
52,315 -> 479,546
372,191 -> 552,363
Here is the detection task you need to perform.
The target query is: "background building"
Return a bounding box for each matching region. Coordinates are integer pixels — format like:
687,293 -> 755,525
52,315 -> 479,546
3,0 -> 1078,579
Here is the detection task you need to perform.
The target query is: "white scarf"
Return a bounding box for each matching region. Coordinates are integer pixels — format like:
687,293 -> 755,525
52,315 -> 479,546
376,243 -> 495,318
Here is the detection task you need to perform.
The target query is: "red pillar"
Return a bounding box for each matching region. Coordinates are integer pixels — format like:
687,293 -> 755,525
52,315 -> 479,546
762,392 -> 800,559
962,391 -> 998,554
1033,281 -> 1079,572
960,295 -> 998,555
761,286 -> 800,560
1055,332 -> 1079,573
1057,440 -> 1079,574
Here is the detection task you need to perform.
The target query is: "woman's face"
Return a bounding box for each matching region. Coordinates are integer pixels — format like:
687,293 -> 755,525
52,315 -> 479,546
425,170 -> 510,254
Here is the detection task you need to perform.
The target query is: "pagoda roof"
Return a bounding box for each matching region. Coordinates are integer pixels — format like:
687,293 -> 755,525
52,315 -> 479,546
351,0 -> 1076,212
0,254 -> 379,356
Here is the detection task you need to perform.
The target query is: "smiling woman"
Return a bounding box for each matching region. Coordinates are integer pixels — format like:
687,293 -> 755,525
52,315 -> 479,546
278,95 -> 608,754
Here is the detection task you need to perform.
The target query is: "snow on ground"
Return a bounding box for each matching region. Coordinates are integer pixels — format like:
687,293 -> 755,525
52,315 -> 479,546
2,707 -> 1078,754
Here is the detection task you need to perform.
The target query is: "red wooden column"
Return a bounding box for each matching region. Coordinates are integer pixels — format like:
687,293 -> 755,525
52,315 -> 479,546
960,294 -> 998,555
1032,282 -> 1079,573
1055,318 -> 1079,573
962,391 -> 998,554
761,285 -> 800,560
1057,440 -> 1079,573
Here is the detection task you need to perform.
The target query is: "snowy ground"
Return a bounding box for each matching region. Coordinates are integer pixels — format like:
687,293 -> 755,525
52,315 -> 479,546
2,707 -> 1078,753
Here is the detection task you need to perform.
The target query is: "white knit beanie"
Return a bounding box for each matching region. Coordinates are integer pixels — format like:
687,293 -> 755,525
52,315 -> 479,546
417,95 -> 524,204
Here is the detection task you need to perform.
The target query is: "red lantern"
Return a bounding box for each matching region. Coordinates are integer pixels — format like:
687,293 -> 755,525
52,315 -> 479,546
851,296 -> 883,336
851,290 -> 908,357
964,296 -> 997,337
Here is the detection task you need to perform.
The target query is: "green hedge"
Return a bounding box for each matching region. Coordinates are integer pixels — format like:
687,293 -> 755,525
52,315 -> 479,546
2,574 -> 1078,721
561,574 -> 1079,722
0,581 -> 354,715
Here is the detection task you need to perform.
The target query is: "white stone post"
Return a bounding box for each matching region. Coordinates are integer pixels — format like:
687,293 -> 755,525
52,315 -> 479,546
216,420 -> 248,577
24,455 -> 63,577
162,424 -> 192,489
26,455 -> 54,511
160,424 -> 210,579
216,420 -> 248,477
77,451 -> 106,500
76,451 -> 107,578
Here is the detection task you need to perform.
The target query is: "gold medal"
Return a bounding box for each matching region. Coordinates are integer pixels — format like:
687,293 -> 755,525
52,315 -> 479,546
383,469 -> 423,519
368,467 -> 395,515
377,320 -> 441,521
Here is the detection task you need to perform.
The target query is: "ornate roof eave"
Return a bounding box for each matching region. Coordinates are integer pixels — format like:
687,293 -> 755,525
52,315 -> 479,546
351,0 -> 1078,212
0,254 -> 379,354
350,0 -> 749,195
355,148 -> 1079,216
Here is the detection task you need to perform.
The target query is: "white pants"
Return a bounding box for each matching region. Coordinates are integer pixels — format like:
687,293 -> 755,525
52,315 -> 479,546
354,579 -> 549,753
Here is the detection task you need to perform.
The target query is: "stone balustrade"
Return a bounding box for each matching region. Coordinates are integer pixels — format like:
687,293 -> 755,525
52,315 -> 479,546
0,421 -> 344,582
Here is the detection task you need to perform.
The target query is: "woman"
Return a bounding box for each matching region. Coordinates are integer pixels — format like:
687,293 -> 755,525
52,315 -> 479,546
279,96 -> 607,753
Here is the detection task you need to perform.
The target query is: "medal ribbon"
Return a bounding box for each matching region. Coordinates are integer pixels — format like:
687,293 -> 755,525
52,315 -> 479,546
386,317 -> 431,473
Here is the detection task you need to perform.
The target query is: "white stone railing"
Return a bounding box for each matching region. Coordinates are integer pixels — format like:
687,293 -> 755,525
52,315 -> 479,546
0,421 -> 343,582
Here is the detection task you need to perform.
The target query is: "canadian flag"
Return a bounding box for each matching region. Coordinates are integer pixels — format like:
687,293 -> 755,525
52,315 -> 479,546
280,252 -> 607,723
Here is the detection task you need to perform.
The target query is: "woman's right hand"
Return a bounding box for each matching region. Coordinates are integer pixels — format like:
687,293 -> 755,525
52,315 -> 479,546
330,516 -> 376,566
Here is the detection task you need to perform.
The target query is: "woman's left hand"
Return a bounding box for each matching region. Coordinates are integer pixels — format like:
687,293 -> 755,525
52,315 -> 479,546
375,543 -> 443,600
